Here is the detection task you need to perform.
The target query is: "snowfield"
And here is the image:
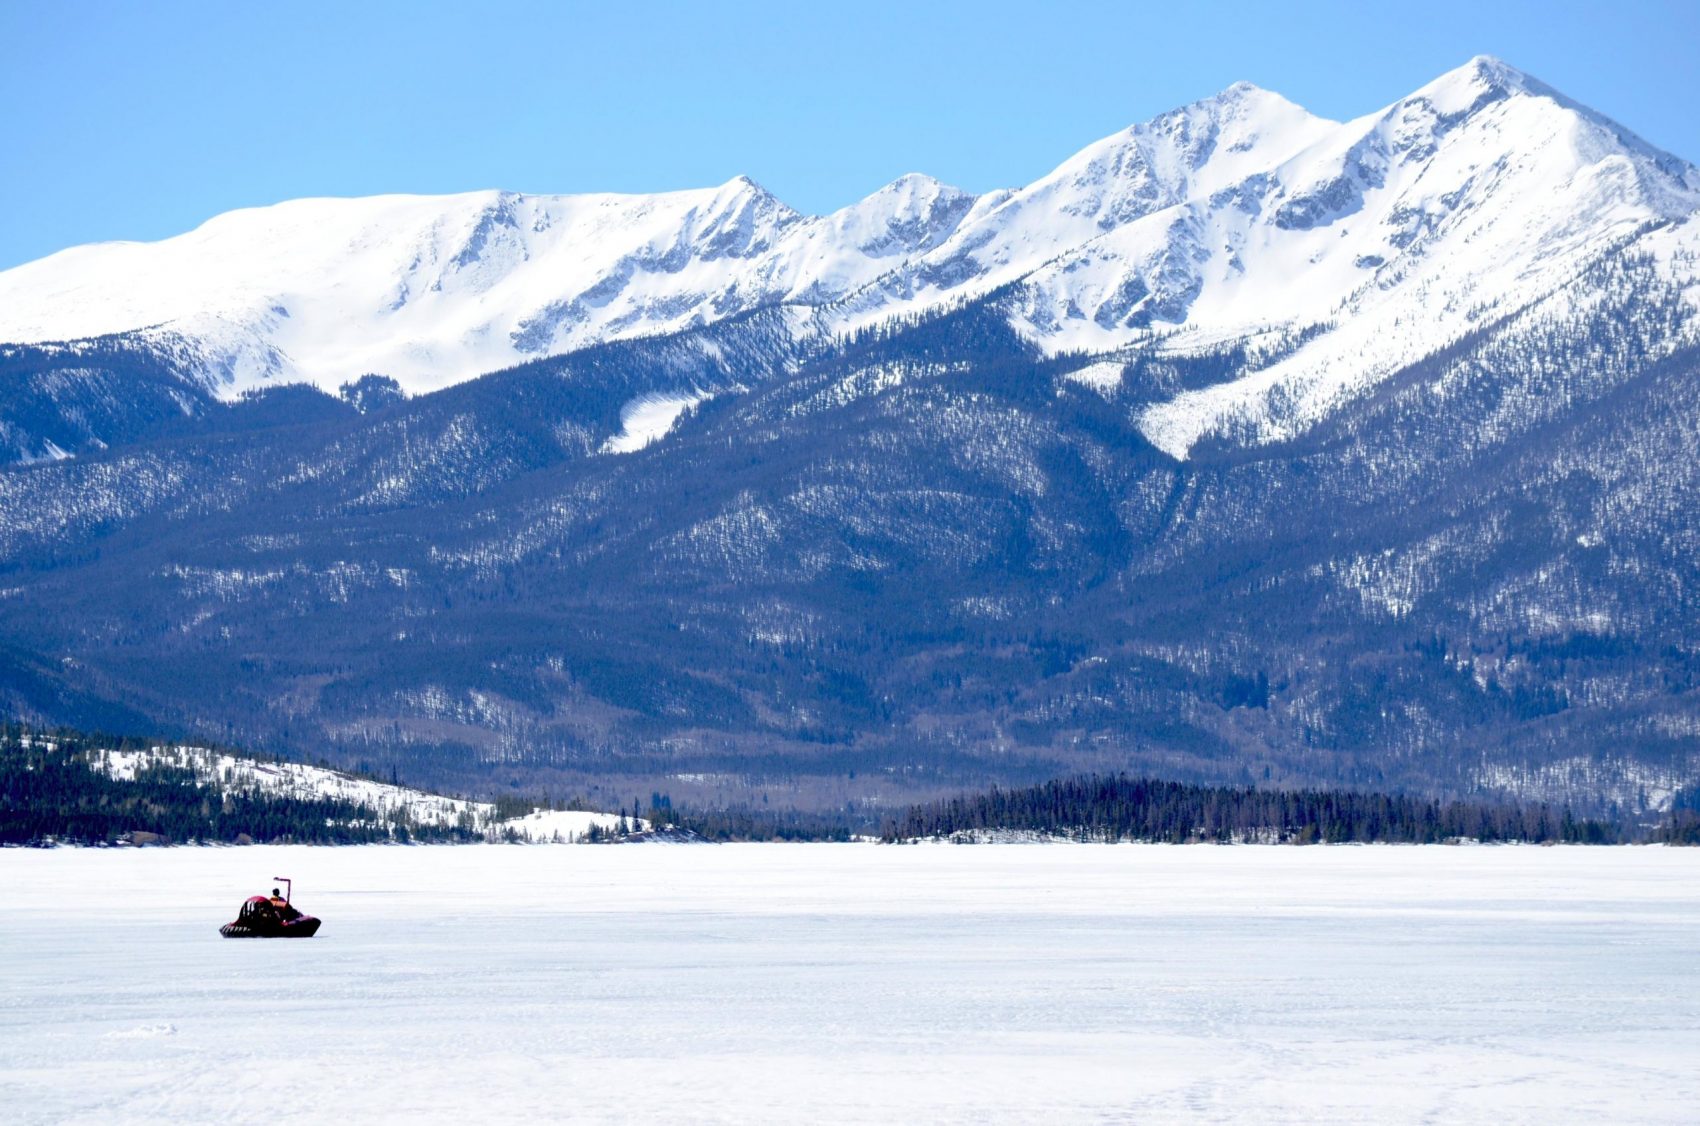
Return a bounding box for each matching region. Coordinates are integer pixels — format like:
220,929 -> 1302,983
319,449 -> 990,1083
3,845 -> 1697,1124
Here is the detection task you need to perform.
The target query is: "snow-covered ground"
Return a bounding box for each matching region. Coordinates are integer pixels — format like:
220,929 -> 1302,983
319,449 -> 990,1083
3,845 -> 1697,1124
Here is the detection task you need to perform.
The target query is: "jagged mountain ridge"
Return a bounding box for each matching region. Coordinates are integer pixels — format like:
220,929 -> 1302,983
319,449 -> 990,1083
2,56 -> 1696,464
0,173 -> 976,399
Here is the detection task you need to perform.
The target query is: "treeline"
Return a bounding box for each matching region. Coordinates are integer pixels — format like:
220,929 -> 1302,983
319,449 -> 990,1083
642,794 -> 853,842
880,775 -> 1622,844
1653,785 -> 1700,845
0,729 -> 478,846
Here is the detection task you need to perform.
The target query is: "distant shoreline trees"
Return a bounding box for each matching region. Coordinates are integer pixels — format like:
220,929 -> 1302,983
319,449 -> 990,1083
1653,785 -> 1700,845
8,724 -> 1674,847
880,774 -> 1623,845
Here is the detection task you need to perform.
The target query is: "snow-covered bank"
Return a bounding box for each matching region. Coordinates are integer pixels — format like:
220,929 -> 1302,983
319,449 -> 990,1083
3,845 -> 1697,1123
83,743 -> 640,843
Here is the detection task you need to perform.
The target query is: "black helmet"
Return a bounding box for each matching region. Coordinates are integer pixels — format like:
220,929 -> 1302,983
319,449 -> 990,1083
272,887 -> 281,896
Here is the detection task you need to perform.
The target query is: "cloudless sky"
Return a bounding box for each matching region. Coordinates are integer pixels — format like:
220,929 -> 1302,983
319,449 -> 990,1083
2,0 -> 1696,269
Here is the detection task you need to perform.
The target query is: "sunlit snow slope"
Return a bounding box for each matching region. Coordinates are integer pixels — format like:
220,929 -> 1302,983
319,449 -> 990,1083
93,743 -> 638,842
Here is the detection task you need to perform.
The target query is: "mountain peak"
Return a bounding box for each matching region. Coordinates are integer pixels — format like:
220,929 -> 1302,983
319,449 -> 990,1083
1182,79 -> 1313,121
1408,54 -> 1557,117
875,172 -> 965,197
717,173 -> 781,202
1460,54 -> 1537,92
819,173 -> 979,261
1398,55 -> 1697,192
1212,79 -> 1279,105
701,174 -> 801,229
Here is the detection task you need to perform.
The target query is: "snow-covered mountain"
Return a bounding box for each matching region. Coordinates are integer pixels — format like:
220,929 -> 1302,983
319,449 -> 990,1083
2,56 -> 1695,463
5,57 -> 1700,815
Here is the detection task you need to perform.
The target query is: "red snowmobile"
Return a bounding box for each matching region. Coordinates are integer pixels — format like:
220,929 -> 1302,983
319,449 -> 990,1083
219,877 -> 321,938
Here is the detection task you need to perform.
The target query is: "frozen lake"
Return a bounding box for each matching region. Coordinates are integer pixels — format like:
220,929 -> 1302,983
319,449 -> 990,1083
3,844 -> 1698,1124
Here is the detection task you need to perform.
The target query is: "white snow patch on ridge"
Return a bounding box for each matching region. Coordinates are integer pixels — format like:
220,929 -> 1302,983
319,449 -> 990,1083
602,391 -> 711,454
1061,361 -> 1126,396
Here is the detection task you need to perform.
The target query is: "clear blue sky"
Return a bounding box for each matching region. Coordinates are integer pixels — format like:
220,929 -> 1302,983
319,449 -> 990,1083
3,0 -> 1696,270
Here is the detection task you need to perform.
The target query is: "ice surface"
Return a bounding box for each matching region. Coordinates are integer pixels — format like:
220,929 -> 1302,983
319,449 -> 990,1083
3,844 -> 1697,1124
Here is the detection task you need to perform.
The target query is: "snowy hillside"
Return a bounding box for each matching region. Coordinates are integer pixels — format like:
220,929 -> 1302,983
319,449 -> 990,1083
92,744 -> 641,843
1,56 -> 1693,461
